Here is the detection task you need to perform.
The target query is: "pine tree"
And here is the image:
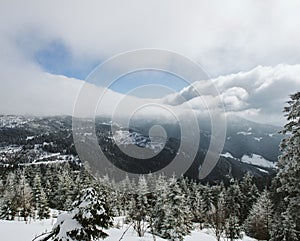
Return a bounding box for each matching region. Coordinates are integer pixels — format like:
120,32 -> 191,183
225,179 -> 242,221
44,168 -> 56,208
73,171 -> 90,202
37,188 -> 50,219
54,168 -> 74,210
152,175 -> 169,237
128,175 -> 149,237
209,189 -> 226,241
223,180 -> 242,240
17,172 -> 33,221
110,180 -> 123,217
202,184 -> 214,224
239,172 -> 259,224
244,190 -> 273,240
153,177 -> 193,241
44,187 -> 113,241
225,215 -> 241,241
189,181 -> 205,227
119,175 -> 134,216
271,92 -> 300,240
0,172 -> 18,220
32,173 -> 50,219
271,209 -> 298,241
0,179 -> 4,195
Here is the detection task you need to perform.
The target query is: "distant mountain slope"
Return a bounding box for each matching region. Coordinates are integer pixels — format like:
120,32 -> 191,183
0,115 -> 282,184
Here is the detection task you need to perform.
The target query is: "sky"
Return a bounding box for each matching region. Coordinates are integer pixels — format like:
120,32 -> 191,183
0,0 -> 300,125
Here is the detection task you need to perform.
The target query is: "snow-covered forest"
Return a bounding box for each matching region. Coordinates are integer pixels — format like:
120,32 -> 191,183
0,93 -> 299,241
0,165 -> 267,241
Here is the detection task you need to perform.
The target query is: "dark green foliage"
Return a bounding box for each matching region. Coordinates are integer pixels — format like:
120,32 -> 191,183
244,190 -> 273,240
239,172 -> 259,224
270,92 -> 300,241
48,187 -> 113,241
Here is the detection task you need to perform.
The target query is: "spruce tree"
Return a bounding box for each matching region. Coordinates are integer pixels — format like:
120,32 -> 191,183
225,179 -> 242,221
17,172 -> 33,221
271,92 -> 300,240
32,173 -> 50,219
154,177 -> 193,241
0,179 -> 4,195
272,209 -> 298,241
0,172 -> 17,220
202,184 -> 214,224
119,175 -> 134,216
128,175 -> 149,237
189,181 -> 205,227
45,187 -> 113,241
239,172 -> 259,224
54,168 -> 74,210
209,189 -> 226,241
152,175 -> 170,237
244,190 -> 273,240
37,188 -> 50,219
225,215 -> 241,241
222,180 -> 243,240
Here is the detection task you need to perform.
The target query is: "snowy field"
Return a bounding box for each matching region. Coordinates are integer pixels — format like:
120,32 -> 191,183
0,217 -> 257,241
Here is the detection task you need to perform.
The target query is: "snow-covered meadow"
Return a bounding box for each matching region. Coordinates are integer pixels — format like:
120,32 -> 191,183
0,217 -> 257,241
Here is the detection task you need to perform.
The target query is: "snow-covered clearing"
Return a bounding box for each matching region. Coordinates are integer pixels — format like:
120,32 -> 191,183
220,152 -> 276,169
240,154 -> 276,168
0,218 -> 257,241
0,219 -> 56,241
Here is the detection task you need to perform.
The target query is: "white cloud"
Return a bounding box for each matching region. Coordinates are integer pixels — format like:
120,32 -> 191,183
1,1 -> 300,76
164,64 -> 300,125
0,1 -> 300,126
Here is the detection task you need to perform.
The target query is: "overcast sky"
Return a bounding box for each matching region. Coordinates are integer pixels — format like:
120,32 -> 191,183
0,0 -> 300,125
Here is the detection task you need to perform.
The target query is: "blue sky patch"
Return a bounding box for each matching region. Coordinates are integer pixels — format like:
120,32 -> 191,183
110,70 -> 189,98
34,40 -> 99,80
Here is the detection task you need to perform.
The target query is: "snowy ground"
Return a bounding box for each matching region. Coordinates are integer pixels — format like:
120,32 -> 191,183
220,152 -> 276,169
0,217 -> 257,241
0,219 -> 56,241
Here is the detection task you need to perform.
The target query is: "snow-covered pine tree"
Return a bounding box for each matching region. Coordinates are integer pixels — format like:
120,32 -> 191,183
225,215 -> 241,241
152,174 -> 169,237
0,179 -> 4,195
225,179 -> 242,220
97,175 -> 123,218
37,188 -> 50,219
0,172 -> 18,220
244,190 -> 273,240
32,173 -> 50,219
209,185 -> 226,241
202,184 -> 214,225
270,92 -> 300,241
63,168 -> 75,206
239,172 -> 259,224
43,187 -> 113,241
154,176 -> 193,241
128,175 -> 149,237
110,180 -> 124,217
189,181 -> 205,228
73,170 -> 92,201
178,176 -> 192,205
17,172 -> 33,221
271,209 -> 298,241
54,167 -> 74,210
113,176 -> 130,216
223,179 -> 242,240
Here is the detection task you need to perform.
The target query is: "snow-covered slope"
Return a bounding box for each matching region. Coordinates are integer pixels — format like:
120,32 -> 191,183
240,154 -> 276,168
0,115 -> 282,182
112,130 -> 165,153
0,218 -> 257,241
220,152 -> 276,169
